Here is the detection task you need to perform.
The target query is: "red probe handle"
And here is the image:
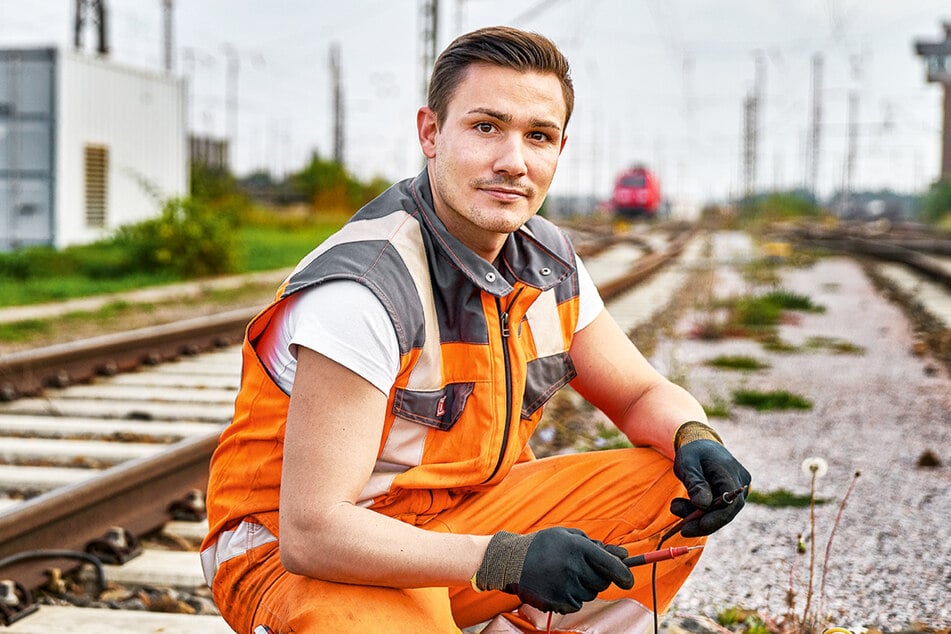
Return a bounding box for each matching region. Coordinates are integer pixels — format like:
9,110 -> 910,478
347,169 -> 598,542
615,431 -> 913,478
622,546 -> 694,567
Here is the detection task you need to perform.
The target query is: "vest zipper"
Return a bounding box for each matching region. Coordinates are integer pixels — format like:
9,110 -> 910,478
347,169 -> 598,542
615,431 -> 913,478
484,289 -> 522,484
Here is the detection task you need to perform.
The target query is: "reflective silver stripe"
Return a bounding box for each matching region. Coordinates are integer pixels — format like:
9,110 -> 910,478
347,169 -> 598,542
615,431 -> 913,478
291,211 -> 413,277
364,213 -> 439,502
200,520 -> 278,586
387,214 -> 440,391
524,288 -> 563,357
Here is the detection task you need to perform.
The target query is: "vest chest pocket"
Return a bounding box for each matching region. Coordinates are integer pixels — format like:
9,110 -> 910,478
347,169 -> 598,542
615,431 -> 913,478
521,352 -> 577,419
392,383 -> 475,431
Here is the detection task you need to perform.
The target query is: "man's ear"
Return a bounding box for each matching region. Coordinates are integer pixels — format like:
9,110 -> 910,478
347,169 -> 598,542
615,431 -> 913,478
559,132 -> 568,155
417,107 -> 438,159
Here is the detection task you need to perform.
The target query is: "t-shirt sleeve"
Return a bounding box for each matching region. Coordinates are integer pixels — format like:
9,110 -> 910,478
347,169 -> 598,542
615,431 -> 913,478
256,280 -> 400,396
575,252 -> 605,331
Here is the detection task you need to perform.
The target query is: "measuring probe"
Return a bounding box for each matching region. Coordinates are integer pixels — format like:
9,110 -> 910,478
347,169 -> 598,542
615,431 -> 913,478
661,485 -> 749,541
622,545 -> 703,567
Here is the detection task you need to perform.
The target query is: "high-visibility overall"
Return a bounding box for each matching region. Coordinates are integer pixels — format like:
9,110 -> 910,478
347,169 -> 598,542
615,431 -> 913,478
200,170 -> 703,633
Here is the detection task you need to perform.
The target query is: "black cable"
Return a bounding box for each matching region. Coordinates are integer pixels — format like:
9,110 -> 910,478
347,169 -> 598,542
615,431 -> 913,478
650,533 -> 672,634
0,549 -> 107,594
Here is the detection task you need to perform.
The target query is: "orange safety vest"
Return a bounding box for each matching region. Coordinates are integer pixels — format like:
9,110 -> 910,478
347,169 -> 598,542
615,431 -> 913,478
201,169 -> 582,585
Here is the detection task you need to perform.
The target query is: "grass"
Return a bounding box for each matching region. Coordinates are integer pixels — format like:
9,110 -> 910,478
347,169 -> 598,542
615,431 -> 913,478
732,389 -> 813,411
236,218 -> 346,272
803,336 -> 864,355
690,289 -> 825,342
0,216 -> 347,309
747,488 -> 828,508
0,272 -> 180,308
702,394 -> 733,419
705,354 -> 770,371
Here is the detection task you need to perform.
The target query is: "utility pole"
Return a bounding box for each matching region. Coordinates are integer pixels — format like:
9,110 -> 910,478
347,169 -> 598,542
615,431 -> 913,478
742,92 -> 757,198
162,0 -> 174,72
754,51 -> 766,190
807,53 -> 823,199
221,44 -> 239,171
914,22 -> 951,181
741,52 -> 766,198
74,0 -> 109,56
330,42 -> 345,166
419,0 -> 439,105
843,91 -> 858,210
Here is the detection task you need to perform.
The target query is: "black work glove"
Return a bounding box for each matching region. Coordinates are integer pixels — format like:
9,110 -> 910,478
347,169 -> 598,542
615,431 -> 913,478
671,421 -> 752,537
474,527 -> 634,614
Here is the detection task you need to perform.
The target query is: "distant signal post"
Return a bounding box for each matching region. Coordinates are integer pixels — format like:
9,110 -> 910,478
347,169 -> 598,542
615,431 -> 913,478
915,22 -> 951,181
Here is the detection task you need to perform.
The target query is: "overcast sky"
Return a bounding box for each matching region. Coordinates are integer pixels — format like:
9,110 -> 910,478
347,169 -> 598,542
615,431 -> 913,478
2,0 -> 949,208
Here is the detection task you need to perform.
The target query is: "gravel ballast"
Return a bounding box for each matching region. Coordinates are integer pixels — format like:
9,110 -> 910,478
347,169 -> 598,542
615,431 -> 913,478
656,253 -> 951,631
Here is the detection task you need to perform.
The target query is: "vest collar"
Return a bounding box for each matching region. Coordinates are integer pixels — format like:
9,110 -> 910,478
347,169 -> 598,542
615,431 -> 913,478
410,168 -> 572,298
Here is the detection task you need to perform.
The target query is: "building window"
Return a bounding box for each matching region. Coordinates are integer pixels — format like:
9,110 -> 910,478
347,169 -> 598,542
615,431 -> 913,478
84,144 -> 108,227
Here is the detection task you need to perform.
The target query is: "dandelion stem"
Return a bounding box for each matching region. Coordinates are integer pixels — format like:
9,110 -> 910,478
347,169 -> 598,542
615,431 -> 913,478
801,469 -> 817,632
817,471 -> 861,624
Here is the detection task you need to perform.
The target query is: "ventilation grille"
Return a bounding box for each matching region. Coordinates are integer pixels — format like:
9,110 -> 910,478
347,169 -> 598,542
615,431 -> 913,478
84,144 -> 108,227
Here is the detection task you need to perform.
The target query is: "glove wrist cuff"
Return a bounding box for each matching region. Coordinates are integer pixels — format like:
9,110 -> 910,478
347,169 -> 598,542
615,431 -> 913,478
674,420 -> 722,449
475,531 -> 534,592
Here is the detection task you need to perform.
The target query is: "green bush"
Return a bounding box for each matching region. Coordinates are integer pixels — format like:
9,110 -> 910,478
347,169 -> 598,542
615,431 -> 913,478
919,179 -> 951,225
115,197 -> 239,278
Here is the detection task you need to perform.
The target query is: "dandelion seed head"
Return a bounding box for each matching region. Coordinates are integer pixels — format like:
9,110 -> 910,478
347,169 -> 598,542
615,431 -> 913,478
801,456 -> 828,478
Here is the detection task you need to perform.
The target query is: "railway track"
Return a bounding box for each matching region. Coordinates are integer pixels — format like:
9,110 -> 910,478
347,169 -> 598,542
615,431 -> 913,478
1,219 -> 947,631
0,221 -> 699,631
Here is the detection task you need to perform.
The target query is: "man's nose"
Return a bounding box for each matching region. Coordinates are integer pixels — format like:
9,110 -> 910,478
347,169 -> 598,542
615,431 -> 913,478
493,134 -> 528,176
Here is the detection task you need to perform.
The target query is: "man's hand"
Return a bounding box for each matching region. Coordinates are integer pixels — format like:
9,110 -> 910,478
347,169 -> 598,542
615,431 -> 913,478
671,421 -> 752,537
474,527 -> 633,614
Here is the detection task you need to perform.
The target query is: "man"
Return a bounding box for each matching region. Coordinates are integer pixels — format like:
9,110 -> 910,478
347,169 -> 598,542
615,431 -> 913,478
200,25 -> 751,633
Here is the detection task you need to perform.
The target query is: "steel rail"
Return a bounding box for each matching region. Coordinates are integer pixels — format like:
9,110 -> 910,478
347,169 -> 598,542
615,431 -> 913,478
783,227 -> 951,290
0,307 -> 256,400
0,431 -> 220,592
597,224 -> 697,301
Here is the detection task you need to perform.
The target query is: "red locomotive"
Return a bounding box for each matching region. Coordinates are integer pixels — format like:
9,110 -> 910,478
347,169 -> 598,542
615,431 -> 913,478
611,165 -> 661,219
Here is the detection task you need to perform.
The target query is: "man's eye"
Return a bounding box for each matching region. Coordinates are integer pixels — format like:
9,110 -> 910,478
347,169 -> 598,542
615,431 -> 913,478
476,122 -> 495,133
529,132 -> 551,142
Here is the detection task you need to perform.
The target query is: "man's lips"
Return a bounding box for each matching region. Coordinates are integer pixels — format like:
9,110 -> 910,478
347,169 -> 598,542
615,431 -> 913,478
480,186 -> 528,201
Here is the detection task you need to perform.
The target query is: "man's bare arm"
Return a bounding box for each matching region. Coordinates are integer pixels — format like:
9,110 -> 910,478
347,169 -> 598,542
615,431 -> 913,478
568,309 -> 708,458
279,346 -> 491,587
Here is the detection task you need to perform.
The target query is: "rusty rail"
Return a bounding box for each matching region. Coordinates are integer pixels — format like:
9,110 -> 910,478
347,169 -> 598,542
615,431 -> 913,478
0,432 -> 219,591
782,225 -> 951,291
0,307 -> 256,400
597,224 -> 697,301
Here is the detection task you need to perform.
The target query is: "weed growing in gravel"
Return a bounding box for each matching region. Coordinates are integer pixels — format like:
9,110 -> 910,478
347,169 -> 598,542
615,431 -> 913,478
702,393 -> 733,419
732,389 -> 812,411
689,289 -> 824,342
802,336 -> 865,355
746,488 -> 828,508
716,465 -> 861,634
705,354 -> 771,371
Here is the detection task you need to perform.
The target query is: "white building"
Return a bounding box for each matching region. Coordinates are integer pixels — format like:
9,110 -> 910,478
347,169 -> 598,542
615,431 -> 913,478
0,47 -> 187,251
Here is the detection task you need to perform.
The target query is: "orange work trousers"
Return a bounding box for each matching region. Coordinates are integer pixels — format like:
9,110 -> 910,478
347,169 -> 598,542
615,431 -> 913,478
212,448 -> 705,633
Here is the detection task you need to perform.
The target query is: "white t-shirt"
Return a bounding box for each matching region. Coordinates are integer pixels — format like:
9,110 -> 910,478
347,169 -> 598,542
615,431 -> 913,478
258,254 -> 605,395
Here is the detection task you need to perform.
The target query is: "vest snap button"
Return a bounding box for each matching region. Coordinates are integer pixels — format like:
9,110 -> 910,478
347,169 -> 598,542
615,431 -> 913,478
485,272 -> 497,282
540,267 -> 551,275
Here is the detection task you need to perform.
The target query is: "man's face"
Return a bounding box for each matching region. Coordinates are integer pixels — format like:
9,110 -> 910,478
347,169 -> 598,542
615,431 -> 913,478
417,63 -> 568,261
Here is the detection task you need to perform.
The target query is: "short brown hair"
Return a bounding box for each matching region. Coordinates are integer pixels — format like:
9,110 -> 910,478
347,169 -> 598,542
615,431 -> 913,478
427,26 -> 574,128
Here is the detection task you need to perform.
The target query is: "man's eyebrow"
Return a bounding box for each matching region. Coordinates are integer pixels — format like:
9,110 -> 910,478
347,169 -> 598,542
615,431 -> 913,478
468,108 -> 511,123
467,108 -> 562,133
529,117 -> 562,132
